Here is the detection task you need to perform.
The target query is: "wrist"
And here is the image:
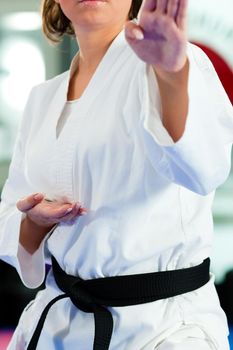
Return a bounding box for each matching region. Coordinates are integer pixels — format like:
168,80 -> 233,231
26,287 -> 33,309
153,57 -> 189,87
19,215 -> 54,254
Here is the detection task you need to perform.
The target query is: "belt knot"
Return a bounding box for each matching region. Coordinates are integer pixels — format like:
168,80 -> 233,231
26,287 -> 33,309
70,280 -> 95,313
26,256 -> 210,350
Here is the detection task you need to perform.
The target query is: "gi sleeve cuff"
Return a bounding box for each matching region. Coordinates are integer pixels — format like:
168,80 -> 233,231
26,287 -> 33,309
140,42 -> 233,195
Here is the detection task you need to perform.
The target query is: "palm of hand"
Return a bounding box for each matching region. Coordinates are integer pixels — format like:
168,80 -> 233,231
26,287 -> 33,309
125,0 -> 188,72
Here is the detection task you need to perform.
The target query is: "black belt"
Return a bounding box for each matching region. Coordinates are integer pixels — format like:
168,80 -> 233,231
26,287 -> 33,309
27,257 -> 210,350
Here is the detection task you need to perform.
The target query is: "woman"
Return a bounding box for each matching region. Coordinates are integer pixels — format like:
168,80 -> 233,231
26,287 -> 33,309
0,0 -> 233,349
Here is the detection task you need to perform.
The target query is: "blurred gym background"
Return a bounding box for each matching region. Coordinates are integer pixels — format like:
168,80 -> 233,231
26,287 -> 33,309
0,0 -> 232,348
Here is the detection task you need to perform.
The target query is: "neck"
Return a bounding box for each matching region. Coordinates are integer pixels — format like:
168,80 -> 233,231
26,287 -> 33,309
74,23 -> 125,73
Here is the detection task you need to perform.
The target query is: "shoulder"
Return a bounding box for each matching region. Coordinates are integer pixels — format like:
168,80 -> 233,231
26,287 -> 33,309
30,70 -> 69,103
186,42 -> 214,72
20,70 -> 69,134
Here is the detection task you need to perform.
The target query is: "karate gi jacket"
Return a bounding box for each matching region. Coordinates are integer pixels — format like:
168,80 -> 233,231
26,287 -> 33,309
0,29 -> 233,349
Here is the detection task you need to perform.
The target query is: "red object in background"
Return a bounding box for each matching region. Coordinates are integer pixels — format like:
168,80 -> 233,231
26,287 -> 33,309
0,330 -> 13,349
193,42 -> 233,104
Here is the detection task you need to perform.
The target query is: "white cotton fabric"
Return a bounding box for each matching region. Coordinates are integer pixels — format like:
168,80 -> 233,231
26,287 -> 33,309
56,99 -> 80,139
0,28 -> 233,350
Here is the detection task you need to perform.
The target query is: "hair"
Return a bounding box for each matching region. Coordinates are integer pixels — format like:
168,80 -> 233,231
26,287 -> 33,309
41,0 -> 143,43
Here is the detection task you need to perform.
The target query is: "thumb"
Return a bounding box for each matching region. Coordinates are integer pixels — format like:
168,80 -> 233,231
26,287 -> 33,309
16,193 -> 45,213
124,21 -> 144,41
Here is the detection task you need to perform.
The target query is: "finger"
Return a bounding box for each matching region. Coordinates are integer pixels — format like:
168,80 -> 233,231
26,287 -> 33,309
70,204 -> 87,216
125,21 -> 144,41
156,0 -> 168,13
59,204 -> 87,222
140,0 -> 157,12
68,203 -> 82,217
51,203 -> 74,219
167,0 -> 179,19
79,207 -> 88,215
55,202 -> 83,219
176,0 -> 188,30
16,193 -> 45,212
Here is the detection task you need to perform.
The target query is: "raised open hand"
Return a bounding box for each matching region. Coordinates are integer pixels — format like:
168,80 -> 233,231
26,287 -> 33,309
125,0 -> 188,72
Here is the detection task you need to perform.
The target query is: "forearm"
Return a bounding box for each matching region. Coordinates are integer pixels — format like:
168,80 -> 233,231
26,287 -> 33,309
19,215 -> 54,254
153,57 -> 189,142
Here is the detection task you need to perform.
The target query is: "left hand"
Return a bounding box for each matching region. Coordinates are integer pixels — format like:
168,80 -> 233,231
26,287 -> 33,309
125,0 -> 188,72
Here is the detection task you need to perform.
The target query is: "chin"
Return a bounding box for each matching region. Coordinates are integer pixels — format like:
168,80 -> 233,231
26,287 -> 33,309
73,14 -> 113,31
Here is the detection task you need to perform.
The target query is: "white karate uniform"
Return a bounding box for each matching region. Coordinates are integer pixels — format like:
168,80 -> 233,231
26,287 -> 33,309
0,29 -> 233,350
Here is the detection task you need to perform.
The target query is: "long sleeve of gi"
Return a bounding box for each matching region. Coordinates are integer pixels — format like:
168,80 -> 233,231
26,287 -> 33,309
0,87 -> 50,288
141,43 -> 233,195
